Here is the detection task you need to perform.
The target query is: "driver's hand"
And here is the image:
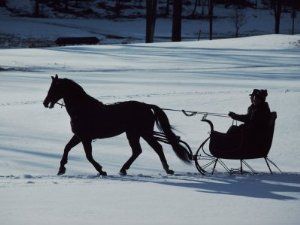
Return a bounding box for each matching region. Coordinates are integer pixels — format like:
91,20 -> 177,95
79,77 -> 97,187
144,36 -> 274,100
228,112 -> 237,119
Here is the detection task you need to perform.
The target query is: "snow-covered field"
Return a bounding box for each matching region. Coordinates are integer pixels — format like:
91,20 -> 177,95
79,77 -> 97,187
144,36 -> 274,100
0,35 -> 300,225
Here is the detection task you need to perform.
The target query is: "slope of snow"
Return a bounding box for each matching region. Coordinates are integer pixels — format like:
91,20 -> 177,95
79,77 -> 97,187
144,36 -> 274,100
0,35 -> 300,225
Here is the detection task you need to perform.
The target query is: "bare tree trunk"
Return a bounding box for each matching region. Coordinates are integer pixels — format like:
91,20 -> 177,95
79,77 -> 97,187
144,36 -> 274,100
115,0 -> 121,17
115,0 -> 120,7
165,0 -> 170,16
192,0 -> 199,18
273,0 -> 282,34
53,0 -> 60,10
146,0 -> 157,43
291,0 -> 296,35
64,0 -> 69,11
233,6 -> 246,38
208,0 -> 214,40
234,7 -> 239,37
201,0 -> 206,16
172,0 -> 182,42
0,0 -> 6,7
34,0 -> 40,17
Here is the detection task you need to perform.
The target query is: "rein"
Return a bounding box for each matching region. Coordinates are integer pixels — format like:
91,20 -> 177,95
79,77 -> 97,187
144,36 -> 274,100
161,108 -> 229,118
55,101 -> 228,118
55,101 -> 65,108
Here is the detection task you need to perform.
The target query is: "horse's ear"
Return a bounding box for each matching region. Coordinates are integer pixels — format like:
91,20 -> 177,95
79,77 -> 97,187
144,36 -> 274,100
51,74 -> 58,81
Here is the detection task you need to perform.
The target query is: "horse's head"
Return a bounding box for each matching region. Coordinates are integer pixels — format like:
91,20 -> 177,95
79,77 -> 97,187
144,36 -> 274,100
43,74 -> 64,108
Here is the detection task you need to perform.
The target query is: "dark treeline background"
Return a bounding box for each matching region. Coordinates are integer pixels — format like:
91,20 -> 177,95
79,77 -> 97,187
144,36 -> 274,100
1,0 -> 298,19
1,0 -> 299,44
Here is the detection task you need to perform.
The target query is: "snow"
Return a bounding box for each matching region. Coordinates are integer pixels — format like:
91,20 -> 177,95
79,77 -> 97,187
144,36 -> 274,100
0,34 -> 300,225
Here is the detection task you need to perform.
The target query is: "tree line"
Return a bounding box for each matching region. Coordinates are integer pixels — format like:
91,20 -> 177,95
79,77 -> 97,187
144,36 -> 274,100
146,0 -> 298,42
1,0 -> 299,42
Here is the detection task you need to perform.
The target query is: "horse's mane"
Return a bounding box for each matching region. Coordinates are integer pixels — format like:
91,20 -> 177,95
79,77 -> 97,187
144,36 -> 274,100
62,78 -> 85,94
62,78 -> 104,107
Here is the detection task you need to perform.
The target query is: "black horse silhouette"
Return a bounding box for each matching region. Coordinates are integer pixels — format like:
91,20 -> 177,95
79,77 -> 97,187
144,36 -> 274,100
43,75 -> 191,176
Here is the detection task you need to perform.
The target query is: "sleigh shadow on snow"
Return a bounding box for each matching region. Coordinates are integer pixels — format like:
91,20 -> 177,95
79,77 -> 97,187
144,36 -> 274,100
100,172 -> 300,200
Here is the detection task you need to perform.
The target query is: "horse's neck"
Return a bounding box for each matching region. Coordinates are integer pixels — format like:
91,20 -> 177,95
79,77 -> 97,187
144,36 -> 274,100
63,93 -> 86,118
63,93 -> 103,118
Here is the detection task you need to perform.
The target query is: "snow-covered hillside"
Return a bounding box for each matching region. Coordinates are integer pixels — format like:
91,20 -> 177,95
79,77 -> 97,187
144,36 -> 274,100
0,35 -> 300,225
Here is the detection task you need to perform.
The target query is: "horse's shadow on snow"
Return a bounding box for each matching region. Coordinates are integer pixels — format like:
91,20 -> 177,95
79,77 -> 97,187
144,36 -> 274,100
107,172 -> 300,200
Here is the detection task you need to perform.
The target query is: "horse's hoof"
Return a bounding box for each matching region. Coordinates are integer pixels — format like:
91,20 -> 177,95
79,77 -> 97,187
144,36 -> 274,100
99,171 -> 107,176
166,169 -> 174,175
57,167 -> 66,175
119,170 -> 127,176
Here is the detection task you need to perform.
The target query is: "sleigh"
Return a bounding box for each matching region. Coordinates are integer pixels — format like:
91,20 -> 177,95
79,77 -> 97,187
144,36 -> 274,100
193,112 -> 282,175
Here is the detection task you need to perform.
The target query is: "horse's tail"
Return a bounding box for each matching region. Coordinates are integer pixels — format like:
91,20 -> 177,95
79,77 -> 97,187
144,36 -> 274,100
150,105 -> 192,164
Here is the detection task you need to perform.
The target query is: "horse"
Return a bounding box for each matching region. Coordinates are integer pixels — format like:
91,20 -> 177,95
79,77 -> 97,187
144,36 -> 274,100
43,75 -> 191,176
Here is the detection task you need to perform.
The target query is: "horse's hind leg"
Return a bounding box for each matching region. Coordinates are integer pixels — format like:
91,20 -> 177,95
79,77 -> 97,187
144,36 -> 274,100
58,135 -> 81,175
143,135 -> 174,175
120,133 -> 142,176
82,139 -> 107,176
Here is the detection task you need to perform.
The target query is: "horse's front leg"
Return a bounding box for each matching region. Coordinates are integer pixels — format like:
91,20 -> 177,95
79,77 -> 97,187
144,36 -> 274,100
82,139 -> 107,176
58,135 -> 81,175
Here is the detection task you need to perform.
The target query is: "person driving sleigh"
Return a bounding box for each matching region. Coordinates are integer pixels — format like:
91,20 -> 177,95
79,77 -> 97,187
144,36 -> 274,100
227,89 -> 271,148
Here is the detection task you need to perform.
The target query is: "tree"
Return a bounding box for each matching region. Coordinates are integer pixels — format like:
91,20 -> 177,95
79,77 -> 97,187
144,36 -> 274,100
231,4 -> 246,37
272,0 -> 282,34
192,0 -> 200,18
138,0 -> 143,7
201,0 -> 207,16
191,0 -> 207,17
146,0 -> 157,43
165,0 -> 170,16
34,0 -> 40,17
291,0 -> 296,35
208,0 -> 214,40
0,0 -> 6,7
75,0 -> 80,7
115,0 -> 122,17
172,0 -> 182,42
64,0 -> 69,11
